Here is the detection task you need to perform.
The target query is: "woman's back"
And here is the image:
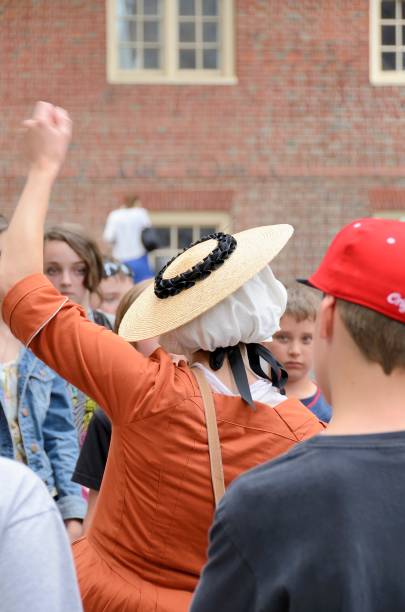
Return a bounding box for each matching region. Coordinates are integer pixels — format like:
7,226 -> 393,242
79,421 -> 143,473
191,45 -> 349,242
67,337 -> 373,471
78,350 -> 322,603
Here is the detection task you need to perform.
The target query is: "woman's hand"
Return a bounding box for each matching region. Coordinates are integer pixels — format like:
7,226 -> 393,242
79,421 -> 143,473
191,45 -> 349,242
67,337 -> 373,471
0,101 -> 72,298
22,101 -> 72,178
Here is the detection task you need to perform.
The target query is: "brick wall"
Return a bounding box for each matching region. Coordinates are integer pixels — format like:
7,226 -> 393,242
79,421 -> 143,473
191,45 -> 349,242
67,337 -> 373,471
1,0 -> 405,281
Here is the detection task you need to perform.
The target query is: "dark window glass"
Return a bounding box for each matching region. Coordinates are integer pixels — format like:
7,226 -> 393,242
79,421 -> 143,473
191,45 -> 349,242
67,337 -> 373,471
179,49 -> 196,68
199,226 -> 216,238
382,51 -> 396,70
203,48 -> 218,69
402,25 -> 405,44
144,48 -> 159,68
179,0 -> 196,16
144,0 -> 159,16
381,1 -> 396,19
203,0 -> 218,16
178,227 -> 193,248
179,22 -> 196,42
402,1 -> 405,19
154,255 -> 172,273
144,20 -> 159,42
203,22 -> 218,43
402,52 -> 405,70
119,46 -> 139,69
155,227 -> 171,247
382,25 -> 396,45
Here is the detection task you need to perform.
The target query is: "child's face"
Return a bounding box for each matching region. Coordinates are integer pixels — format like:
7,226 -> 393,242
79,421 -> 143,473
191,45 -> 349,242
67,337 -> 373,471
270,315 -> 315,384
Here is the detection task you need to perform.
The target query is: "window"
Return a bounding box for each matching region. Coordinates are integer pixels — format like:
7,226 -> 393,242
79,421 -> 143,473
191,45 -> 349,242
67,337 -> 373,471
373,210 -> 405,220
370,0 -> 405,84
148,211 -> 231,272
107,0 -> 236,84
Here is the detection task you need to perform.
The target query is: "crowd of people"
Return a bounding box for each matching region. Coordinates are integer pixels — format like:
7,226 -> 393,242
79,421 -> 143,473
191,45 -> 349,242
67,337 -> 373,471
0,101 -> 404,612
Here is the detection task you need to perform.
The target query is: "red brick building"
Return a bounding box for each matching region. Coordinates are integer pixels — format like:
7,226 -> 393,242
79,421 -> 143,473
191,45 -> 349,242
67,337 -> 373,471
1,0 -> 404,280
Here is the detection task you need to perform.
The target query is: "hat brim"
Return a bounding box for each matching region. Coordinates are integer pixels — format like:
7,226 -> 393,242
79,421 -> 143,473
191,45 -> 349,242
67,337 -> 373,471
119,224 -> 293,342
296,278 -> 317,288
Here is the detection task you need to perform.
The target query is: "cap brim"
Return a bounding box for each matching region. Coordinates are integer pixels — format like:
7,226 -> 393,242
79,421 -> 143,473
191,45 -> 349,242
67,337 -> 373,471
296,278 -> 316,288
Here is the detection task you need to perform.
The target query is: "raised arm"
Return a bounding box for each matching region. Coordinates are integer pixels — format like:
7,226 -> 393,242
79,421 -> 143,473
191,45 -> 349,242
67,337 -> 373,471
0,101 -> 71,297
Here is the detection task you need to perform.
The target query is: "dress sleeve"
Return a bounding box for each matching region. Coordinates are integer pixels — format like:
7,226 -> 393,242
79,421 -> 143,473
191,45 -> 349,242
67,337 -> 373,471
3,274 -> 188,425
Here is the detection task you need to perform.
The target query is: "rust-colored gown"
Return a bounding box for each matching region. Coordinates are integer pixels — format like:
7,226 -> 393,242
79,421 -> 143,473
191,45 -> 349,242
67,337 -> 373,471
3,274 -> 324,611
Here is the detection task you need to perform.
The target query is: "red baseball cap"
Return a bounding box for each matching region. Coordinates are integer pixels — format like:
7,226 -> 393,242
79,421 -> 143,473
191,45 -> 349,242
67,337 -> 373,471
299,217 -> 405,324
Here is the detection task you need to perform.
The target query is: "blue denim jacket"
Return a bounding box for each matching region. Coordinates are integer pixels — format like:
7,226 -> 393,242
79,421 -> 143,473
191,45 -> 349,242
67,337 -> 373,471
0,348 -> 86,520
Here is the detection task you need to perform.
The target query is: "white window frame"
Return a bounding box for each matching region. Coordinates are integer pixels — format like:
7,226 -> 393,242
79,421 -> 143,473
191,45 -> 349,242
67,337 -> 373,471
373,209 -> 405,220
148,210 -> 231,272
107,0 -> 236,84
370,0 -> 405,85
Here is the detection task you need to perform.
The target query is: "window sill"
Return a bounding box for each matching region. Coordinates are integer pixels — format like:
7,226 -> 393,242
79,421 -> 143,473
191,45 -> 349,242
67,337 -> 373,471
107,72 -> 238,86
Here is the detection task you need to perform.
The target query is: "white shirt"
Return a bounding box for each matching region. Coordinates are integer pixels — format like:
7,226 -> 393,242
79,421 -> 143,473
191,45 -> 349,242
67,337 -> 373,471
103,207 -> 151,261
0,458 -> 83,611
192,363 -> 287,407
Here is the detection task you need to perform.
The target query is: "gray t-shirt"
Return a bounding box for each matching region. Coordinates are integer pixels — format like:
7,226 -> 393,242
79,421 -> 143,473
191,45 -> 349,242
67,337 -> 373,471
192,431 -> 405,612
0,457 -> 83,611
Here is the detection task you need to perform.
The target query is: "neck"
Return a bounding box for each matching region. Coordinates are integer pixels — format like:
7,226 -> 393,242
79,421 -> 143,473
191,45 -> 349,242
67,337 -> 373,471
325,359 -> 405,436
285,376 -> 317,400
191,346 -> 259,393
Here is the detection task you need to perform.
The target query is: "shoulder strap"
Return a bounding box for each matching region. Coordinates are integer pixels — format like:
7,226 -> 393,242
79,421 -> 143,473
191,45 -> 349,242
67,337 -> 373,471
192,366 -> 225,507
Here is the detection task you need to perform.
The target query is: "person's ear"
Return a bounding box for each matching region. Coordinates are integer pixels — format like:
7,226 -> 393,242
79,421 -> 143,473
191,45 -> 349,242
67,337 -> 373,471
317,295 -> 336,341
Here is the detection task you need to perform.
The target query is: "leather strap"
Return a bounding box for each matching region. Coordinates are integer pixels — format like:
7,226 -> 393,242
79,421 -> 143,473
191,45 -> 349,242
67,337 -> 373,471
192,366 -> 225,507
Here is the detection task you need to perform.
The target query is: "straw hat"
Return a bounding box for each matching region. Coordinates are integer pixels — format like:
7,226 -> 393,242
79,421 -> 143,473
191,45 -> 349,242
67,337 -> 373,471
119,224 -> 293,342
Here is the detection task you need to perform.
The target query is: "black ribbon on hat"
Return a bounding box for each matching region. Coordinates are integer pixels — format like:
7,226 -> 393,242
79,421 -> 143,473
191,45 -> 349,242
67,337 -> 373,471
209,343 -> 288,408
155,232 -> 237,299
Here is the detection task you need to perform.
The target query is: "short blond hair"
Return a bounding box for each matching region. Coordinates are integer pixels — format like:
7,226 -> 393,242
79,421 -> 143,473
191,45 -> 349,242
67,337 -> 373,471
284,285 -> 320,323
337,299 -> 405,375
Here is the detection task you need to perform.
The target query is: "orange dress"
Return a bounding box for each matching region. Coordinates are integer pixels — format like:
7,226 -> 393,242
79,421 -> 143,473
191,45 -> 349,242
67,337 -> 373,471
3,274 -> 325,611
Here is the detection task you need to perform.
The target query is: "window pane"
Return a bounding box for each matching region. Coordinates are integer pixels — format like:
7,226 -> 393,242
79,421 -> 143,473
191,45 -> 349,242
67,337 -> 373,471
144,48 -> 160,68
117,0 -> 138,16
179,0 -> 196,16
402,52 -> 405,70
203,48 -> 218,69
402,2 -> 405,19
155,255 -> 172,273
382,25 -> 396,45
144,20 -> 159,42
155,227 -> 171,247
179,49 -> 196,68
143,0 -> 159,16
118,19 -> 137,42
203,21 -> 218,42
382,51 -> 396,70
402,25 -> 405,45
179,21 -> 196,42
199,226 -> 216,238
203,0 -> 218,16
178,227 -> 193,248
119,46 -> 140,69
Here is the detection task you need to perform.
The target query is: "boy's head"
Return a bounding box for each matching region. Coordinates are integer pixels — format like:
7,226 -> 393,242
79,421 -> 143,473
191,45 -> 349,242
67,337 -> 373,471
270,286 -> 319,384
96,258 -> 134,315
301,218 -> 405,402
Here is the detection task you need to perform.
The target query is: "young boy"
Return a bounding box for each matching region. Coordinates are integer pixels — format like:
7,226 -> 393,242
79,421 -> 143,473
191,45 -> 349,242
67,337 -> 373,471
269,285 -> 332,422
191,217 -> 405,612
94,257 -> 134,316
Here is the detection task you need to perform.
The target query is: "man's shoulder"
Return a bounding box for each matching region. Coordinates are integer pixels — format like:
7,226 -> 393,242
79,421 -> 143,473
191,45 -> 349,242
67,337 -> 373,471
225,440 -> 322,511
